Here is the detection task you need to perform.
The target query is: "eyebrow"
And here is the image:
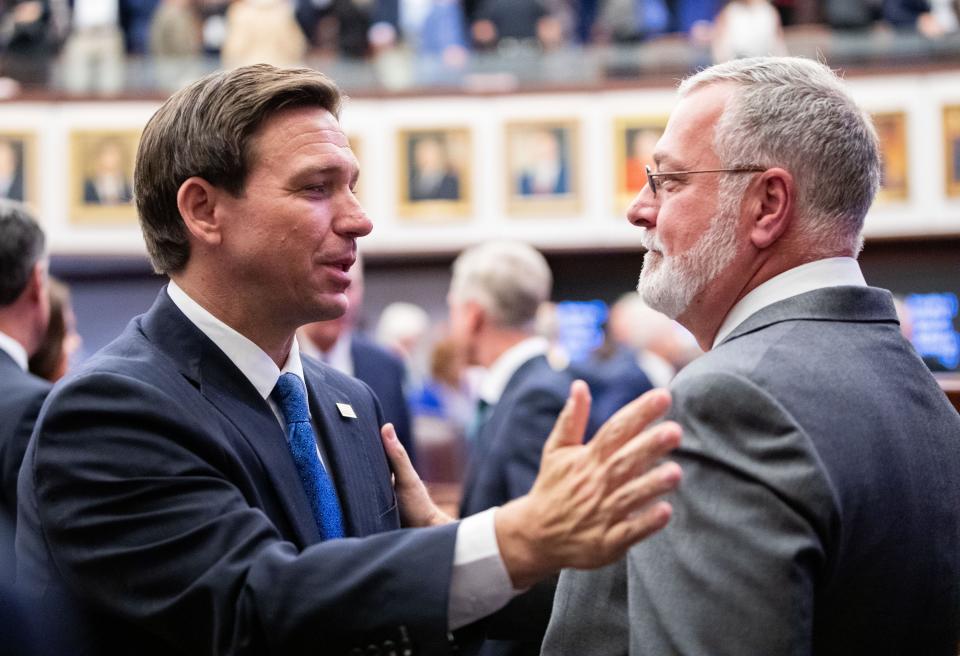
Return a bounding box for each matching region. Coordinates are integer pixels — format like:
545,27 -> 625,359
651,153 -> 687,172
291,163 -> 359,186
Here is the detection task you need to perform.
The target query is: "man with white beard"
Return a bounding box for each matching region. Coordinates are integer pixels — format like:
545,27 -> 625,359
539,56 -> 960,655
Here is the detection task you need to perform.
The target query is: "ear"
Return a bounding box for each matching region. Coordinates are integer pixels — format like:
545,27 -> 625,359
25,260 -> 45,304
748,167 -> 794,250
177,176 -> 224,247
464,300 -> 487,336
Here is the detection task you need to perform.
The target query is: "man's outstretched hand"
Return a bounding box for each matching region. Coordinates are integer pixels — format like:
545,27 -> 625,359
380,380 -> 682,588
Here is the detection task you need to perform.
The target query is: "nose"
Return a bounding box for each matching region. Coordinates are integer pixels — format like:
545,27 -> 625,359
626,183 -> 658,229
336,189 -> 373,238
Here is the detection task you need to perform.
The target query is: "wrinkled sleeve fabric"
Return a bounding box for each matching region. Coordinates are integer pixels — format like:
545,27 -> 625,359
625,371 -> 837,656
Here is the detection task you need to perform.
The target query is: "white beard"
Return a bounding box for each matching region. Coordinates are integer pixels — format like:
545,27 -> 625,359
636,190 -> 742,319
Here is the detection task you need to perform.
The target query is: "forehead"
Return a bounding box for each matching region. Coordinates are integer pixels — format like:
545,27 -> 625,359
654,83 -> 734,168
248,106 -> 356,171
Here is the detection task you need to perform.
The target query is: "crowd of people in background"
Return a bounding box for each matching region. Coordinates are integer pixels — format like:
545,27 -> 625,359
1,0 -> 959,89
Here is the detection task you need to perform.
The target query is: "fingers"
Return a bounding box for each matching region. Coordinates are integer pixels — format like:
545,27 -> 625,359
603,420 -> 681,489
603,500 -> 674,554
589,388 -> 672,463
381,423 -> 418,487
542,379 -> 592,454
603,460 -> 682,521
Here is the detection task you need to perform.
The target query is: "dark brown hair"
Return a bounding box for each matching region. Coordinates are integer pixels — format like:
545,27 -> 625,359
134,64 -> 342,274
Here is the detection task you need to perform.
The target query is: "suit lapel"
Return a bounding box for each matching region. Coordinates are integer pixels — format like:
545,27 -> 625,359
140,290 -> 321,546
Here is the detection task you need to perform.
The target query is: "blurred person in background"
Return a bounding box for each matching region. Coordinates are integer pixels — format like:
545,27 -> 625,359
711,0 -> 786,62
295,0 -> 375,58
0,0 -> 67,85
61,0 -> 124,93
0,200 -> 49,569
149,0 -> 202,58
450,240 -> 570,656
221,0 -> 307,69
298,254 -> 416,463
120,0 -> 159,54
592,0 -> 671,43
607,291 -> 701,386
28,277 -> 81,383
471,0 -> 566,50
542,55 -> 960,655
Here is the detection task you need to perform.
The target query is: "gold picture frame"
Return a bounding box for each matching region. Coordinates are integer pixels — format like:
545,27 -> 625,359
944,105 -> 960,198
871,112 -> 909,204
613,116 -> 667,212
0,131 -> 39,209
397,128 -> 472,221
505,120 -> 580,217
70,129 -> 140,225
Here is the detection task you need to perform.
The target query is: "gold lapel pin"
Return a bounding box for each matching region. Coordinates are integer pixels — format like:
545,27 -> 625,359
336,402 -> 357,419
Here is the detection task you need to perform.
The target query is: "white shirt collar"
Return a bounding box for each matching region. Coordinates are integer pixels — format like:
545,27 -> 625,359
479,336 -> 549,405
166,280 -> 305,400
300,330 -> 354,377
0,329 -> 28,371
713,257 -> 866,348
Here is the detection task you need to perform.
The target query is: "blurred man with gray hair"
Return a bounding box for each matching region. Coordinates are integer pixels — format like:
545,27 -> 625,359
542,56 -> 960,655
450,240 -> 571,656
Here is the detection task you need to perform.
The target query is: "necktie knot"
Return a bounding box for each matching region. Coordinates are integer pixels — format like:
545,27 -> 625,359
272,372 -> 310,424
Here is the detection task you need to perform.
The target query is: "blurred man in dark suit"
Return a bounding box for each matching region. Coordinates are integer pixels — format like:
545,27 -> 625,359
451,240 -> 572,656
299,254 -> 415,463
0,200 -> 49,563
543,56 -> 960,656
16,64 -> 682,656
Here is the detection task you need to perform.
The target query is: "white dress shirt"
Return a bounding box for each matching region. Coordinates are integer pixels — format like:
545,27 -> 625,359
166,281 -> 518,630
713,257 -> 867,348
0,329 -> 28,371
478,336 -> 550,406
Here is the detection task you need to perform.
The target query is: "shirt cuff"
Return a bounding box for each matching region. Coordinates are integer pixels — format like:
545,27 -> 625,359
447,507 -> 522,631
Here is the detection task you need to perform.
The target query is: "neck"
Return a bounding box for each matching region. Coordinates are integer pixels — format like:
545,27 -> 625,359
474,329 -> 531,369
172,273 -> 295,368
0,309 -> 37,356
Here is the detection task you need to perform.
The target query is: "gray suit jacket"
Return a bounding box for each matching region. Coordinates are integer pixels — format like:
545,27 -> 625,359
543,286 -> 960,656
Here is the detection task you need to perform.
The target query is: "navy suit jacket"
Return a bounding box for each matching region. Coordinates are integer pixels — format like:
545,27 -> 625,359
0,349 -> 50,540
459,354 -> 569,656
570,346 -> 653,435
350,334 -> 414,462
16,290 -> 460,656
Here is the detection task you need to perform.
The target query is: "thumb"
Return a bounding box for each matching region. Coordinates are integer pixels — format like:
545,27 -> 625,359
543,379 -> 591,455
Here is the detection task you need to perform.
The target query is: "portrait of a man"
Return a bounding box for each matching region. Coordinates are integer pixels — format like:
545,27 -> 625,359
614,118 -> 667,212
70,130 -> 140,225
397,128 -> 471,220
0,134 -> 36,205
506,120 -> 580,217
871,112 -> 909,203
944,105 -> 960,198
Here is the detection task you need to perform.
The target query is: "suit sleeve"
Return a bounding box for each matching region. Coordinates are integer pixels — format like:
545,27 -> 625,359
27,371 -> 459,656
1,384 -> 48,520
624,371 -> 837,655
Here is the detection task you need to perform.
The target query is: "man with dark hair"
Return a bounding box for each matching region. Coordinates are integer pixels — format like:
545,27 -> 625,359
17,64 -> 682,655
0,200 -> 49,562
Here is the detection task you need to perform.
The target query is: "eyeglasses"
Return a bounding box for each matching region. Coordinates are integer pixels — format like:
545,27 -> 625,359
644,164 -> 766,197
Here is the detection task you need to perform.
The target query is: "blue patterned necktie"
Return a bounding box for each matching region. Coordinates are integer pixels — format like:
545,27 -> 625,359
271,372 -> 345,540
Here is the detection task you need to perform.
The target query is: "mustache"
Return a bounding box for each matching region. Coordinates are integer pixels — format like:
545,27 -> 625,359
639,229 -> 663,253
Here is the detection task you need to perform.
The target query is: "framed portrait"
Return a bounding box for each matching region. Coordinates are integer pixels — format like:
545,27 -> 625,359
0,131 -> 38,208
505,120 -> 580,217
397,128 -> 472,221
870,112 -> 909,204
70,129 -> 140,225
944,105 -> 960,198
614,117 -> 667,211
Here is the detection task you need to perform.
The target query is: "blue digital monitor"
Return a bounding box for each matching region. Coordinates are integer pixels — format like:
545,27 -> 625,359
556,300 -> 608,363
905,292 -> 960,371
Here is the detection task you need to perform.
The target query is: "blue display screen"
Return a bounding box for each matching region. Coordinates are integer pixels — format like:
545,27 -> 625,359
906,292 -> 960,371
556,300 -> 608,363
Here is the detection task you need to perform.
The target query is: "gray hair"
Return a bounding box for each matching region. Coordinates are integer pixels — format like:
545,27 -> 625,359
450,241 -> 552,330
679,56 -> 880,256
